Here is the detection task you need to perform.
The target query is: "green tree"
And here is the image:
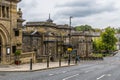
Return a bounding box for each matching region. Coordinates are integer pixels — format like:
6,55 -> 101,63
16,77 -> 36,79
93,38 -> 104,52
101,27 -> 117,53
94,28 -> 102,32
75,25 -> 94,31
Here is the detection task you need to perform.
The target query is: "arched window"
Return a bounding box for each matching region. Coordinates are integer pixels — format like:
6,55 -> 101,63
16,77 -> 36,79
0,4 -> 9,18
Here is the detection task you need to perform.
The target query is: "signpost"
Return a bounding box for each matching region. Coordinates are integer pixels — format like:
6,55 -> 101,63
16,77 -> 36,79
67,48 -> 72,51
67,46 -> 73,66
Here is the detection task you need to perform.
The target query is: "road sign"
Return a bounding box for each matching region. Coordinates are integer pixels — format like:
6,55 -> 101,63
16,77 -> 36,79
67,48 -> 72,51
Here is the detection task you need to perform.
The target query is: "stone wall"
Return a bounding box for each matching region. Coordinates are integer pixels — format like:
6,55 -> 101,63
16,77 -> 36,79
10,51 -> 36,64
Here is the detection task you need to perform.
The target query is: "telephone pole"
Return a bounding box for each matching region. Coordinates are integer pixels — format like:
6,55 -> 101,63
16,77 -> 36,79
68,16 -> 72,65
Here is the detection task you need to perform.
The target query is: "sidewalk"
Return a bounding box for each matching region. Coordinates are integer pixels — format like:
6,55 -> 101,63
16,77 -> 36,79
0,62 -> 75,72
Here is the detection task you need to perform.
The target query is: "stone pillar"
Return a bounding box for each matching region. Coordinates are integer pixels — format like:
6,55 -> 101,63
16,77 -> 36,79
4,6 -> 7,18
2,46 -> 6,64
0,5 -> 1,17
32,52 -> 36,63
6,7 -> 9,18
2,6 -> 5,17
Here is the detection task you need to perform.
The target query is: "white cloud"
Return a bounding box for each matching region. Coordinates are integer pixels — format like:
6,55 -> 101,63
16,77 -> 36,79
18,0 -> 120,28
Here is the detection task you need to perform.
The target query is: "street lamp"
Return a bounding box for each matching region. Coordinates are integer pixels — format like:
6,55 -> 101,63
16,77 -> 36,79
68,16 -> 73,65
69,16 -> 72,43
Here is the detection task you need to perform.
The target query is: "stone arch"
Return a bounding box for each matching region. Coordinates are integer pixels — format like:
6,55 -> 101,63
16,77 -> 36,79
0,23 -> 10,63
0,23 -> 10,45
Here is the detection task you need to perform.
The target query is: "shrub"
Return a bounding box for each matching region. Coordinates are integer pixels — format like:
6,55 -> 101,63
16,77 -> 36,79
15,50 -> 21,56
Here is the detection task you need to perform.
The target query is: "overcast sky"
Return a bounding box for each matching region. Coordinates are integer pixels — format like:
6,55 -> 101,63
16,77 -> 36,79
18,0 -> 120,28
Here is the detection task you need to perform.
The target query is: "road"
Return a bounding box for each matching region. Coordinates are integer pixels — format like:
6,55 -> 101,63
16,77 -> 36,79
1,51 -> 120,80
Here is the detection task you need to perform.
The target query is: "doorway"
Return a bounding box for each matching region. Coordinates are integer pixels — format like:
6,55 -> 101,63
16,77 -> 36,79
0,37 -> 1,63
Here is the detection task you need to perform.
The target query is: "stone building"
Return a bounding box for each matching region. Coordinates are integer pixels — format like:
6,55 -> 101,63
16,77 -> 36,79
0,1 -> 93,64
71,31 -> 93,57
23,16 -> 70,60
0,0 -> 24,64
23,16 -> 93,59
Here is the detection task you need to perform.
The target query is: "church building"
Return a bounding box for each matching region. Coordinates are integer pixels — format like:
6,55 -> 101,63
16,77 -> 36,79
0,0 -> 24,64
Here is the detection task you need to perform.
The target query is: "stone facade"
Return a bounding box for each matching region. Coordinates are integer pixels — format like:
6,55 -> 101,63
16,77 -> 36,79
23,19 -> 93,59
71,31 -> 93,57
0,0 -> 93,64
23,20 -> 70,60
0,0 -> 24,64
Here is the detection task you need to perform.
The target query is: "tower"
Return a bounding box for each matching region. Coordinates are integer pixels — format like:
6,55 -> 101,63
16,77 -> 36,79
0,0 -> 24,64
46,14 -> 53,23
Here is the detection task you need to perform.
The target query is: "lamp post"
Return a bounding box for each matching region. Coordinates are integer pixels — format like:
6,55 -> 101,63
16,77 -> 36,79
85,31 -> 89,58
69,16 -> 72,43
68,16 -> 73,65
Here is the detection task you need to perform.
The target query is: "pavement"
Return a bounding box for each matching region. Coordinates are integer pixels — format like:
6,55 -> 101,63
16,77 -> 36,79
0,61 -> 75,72
1,51 -> 120,80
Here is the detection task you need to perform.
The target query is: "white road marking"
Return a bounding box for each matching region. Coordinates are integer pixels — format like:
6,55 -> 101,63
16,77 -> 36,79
107,74 -> 111,76
62,74 -> 79,80
97,75 -> 105,80
49,71 -> 67,76
85,71 -> 90,73
96,74 -> 112,80
62,71 -> 67,73
49,74 -> 54,76
85,69 -> 94,73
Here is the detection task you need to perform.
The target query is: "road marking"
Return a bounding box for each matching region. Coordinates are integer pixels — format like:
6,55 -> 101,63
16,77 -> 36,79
85,71 -> 90,73
62,71 -> 67,73
49,74 -> 54,76
62,74 -> 79,80
96,74 -> 111,80
85,69 -> 94,73
107,74 -> 111,76
97,75 -> 105,80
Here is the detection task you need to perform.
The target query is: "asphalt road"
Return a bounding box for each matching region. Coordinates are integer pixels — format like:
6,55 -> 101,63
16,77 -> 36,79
1,51 -> 120,80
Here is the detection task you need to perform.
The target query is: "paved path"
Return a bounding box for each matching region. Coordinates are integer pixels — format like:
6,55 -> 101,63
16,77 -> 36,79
0,62 -> 75,72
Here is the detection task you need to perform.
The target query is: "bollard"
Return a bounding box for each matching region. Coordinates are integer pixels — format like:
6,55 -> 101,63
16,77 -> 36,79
68,53 -> 70,66
75,50 -> 78,65
59,54 -> 62,67
47,56 -> 49,68
75,57 -> 77,64
30,58 -> 32,71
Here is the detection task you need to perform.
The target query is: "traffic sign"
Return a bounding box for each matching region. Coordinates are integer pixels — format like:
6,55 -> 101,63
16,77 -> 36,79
67,48 -> 72,51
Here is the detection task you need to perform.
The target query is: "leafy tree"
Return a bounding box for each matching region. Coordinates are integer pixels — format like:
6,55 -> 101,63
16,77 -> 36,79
93,38 -> 104,52
75,25 -> 94,31
94,28 -> 102,32
93,27 -> 117,53
101,27 -> 117,53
